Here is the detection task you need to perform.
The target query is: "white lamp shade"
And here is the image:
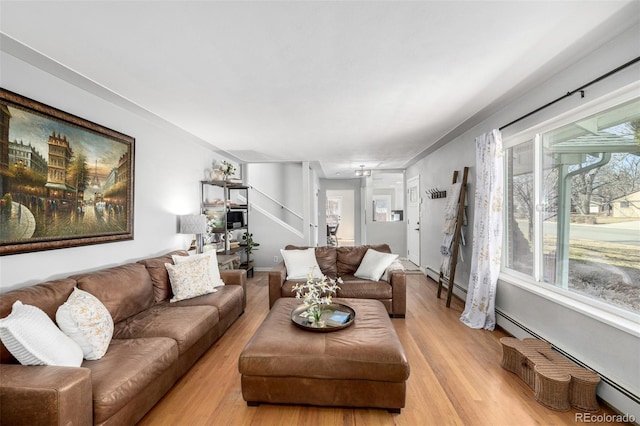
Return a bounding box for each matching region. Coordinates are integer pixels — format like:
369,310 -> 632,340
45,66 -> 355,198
180,214 -> 207,234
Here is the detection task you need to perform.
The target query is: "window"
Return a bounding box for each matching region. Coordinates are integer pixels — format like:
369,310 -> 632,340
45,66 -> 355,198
326,196 -> 342,226
505,97 -> 640,314
505,139 -> 535,276
372,195 -> 391,221
369,171 -> 404,222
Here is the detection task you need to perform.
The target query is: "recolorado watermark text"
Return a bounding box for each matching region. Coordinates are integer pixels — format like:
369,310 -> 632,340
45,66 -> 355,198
575,413 -> 635,423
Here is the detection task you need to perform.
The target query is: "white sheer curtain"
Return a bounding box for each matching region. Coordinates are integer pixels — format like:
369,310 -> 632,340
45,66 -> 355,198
460,129 -> 503,330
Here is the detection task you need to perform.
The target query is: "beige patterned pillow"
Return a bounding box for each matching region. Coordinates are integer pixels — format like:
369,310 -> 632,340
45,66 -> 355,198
165,255 -> 217,302
172,252 -> 225,288
56,287 -> 114,360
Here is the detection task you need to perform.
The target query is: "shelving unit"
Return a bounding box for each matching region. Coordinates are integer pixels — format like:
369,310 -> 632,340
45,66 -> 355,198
200,180 -> 253,276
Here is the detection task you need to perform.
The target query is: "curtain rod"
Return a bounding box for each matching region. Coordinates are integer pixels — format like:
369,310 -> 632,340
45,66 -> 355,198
499,56 -> 640,131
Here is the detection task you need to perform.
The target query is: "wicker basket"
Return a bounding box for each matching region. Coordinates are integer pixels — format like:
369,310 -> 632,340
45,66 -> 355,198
499,337 -> 600,412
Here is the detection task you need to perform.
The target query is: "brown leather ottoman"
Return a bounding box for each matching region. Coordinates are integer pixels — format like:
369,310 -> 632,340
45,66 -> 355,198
238,298 -> 410,412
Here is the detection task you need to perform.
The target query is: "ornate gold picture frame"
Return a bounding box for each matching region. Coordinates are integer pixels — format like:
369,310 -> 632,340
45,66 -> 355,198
0,88 -> 134,255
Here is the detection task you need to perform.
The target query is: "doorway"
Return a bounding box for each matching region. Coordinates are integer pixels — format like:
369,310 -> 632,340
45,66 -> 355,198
406,176 -> 420,266
326,189 -> 355,246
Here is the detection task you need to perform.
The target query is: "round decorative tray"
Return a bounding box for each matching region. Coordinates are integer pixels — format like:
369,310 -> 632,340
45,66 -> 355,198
291,302 -> 356,332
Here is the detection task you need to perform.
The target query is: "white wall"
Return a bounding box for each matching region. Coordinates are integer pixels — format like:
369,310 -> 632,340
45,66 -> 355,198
366,221 -> 406,256
247,162 -> 303,220
245,162 -> 308,269
0,51 -> 223,291
409,142 -> 475,280
247,207 -> 306,269
406,23 -> 640,416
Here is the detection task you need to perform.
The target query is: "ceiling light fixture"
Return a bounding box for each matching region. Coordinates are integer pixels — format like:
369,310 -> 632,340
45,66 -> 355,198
354,165 -> 371,177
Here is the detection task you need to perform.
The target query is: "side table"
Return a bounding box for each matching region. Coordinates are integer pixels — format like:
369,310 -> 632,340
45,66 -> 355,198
241,261 -> 254,278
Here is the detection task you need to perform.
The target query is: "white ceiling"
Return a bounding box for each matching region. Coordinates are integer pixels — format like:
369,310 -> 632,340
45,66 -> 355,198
1,1 -> 638,178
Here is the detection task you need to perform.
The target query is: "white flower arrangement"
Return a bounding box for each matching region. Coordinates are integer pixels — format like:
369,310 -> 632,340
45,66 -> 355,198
219,160 -> 236,177
292,268 -> 343,325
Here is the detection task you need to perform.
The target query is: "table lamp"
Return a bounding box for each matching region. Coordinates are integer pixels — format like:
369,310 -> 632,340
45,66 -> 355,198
179,214 -> 207,253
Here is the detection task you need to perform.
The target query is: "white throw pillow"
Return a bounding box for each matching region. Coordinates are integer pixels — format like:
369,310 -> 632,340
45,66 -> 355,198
56,288 -> 114,360
0,301 -> 83,367
280,248 -> 323,280
172,251 -> 225,288
165,255 -> 217,302
354,249 -> 399,282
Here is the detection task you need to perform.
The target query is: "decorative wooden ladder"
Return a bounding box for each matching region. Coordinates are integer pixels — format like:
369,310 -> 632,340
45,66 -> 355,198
437,167 -> 469,307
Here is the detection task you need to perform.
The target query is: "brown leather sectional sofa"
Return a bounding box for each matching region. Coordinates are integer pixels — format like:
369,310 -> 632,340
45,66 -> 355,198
0,250 -> 246,425
269,244 -> 406,317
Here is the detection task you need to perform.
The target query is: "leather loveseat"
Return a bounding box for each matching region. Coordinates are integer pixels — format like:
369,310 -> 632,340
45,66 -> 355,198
0,250 -> 246,425
269,244 -> 406,317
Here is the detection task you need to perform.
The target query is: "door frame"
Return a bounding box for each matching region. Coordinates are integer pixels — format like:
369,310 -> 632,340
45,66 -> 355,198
406,175 -> 421,265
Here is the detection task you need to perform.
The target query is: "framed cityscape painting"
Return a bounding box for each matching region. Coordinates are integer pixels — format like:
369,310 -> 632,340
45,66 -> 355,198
0,88 -> 134,255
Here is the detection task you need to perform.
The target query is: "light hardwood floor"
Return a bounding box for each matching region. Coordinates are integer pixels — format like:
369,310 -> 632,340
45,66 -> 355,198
138,272 -> 623,426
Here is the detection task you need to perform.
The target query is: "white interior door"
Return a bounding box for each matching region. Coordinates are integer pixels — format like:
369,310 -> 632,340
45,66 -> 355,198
310,182 -> 317,247
407,176 -> 420,265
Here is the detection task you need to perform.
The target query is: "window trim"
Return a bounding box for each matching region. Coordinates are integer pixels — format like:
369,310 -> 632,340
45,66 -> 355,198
501,82 -> 640,334
499,269 -> 640,337
533,134 -> 543,282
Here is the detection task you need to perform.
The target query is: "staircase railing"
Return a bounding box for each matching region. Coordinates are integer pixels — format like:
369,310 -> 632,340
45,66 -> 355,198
243,186 -> 305,239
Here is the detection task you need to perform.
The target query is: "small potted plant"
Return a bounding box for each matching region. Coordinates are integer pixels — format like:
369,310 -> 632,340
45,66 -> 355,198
241,231 -> 260,264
